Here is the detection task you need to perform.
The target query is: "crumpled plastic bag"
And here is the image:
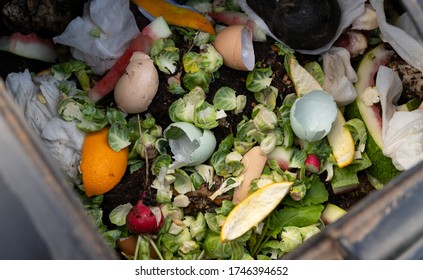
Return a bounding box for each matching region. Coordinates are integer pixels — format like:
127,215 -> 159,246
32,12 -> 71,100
5,70 -> 85,184
370,0 -> 423,73
53,0 -> 140,75
237,0 -> 367,55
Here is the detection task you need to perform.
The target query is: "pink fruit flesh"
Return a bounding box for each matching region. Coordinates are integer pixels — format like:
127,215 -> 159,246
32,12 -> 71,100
334,31 -> 368,58
305,154 -> 320,173
126,200 -> 164,234
0,32 -> 57,63
88,17 -> 170,102
267,146 -> 294,170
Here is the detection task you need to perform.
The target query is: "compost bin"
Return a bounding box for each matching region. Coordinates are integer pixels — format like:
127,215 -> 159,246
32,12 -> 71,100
0,0 -> 423,260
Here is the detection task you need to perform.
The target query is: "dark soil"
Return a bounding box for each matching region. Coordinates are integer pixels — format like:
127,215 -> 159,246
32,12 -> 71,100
100,27 -> 377,225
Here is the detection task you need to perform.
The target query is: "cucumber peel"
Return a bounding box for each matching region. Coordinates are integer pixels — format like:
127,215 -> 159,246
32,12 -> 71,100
344,45 -> 401,185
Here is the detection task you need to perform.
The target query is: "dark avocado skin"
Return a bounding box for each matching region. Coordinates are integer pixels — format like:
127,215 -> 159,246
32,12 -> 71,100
246,0 -> 341,50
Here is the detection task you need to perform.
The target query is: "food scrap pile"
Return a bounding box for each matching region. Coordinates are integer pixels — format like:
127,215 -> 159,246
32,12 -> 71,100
2,0 -> 423,260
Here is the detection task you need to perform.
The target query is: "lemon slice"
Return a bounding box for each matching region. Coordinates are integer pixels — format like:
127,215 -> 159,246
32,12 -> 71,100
326,109 -> 355,168
220,181 -> 293,242
288,56 -> 322,97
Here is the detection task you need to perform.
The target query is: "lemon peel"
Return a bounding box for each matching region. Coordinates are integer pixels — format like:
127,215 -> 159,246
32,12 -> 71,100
220,181 -> 292,242
288,56 -> 322,97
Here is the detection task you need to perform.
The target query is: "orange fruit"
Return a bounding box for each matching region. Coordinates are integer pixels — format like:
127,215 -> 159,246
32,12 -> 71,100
80,127 -> 129,197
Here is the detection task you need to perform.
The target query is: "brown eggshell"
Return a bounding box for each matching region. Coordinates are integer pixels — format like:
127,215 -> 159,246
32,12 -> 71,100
232,146 -> 268,204
114,52 -> 159,114
116,235 -> 138,257
214,25 -> 255,71
116,235 -> 159,259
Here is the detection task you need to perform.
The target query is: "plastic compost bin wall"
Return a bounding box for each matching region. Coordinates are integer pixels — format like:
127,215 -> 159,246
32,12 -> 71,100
0,81 -> 117,259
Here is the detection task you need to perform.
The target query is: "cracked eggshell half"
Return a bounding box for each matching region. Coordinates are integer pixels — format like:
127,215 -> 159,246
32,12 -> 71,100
290,90 -> 338,142
114,52 -> 159,114
213,25 -> 255,71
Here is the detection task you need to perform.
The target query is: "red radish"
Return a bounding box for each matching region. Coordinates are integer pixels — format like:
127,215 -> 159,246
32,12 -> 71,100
126,199 -> 164,235
0,32 -> 57,63
88,17 -> 172,102
207,11 -> 266,42
305,154 -> 321,173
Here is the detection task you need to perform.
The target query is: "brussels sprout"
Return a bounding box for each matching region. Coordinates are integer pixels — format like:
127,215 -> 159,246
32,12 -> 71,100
246,63 -> 273,92
154,50 -> 180,74
108,121 -> 131,152
234,95 -> 247,114
173,194 -> 191,208
198,44 -> 223,73
253,107 -> 278,131
254,86 -> 278,111
203,232 -> 232,259
182,70 -> 212,92
213,86 -> 237,111
190,212 -> 207,241
194,101 -> 218,129
109,203 -> 132,227
195,164 -> 214,188
173,169 -> 195,194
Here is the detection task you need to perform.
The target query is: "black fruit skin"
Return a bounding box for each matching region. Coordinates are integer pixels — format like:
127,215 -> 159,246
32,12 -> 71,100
246,0 -> 341,50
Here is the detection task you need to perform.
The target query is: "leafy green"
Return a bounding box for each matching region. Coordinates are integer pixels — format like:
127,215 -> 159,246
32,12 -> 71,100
254,86 -> 278,111
194,101 -> 218,129
213,87 -> 237,111
109,203 -> 132,227
108,121 -> 130,152
190,212 -> 207,241
268,204 -> 324,238
155,51 -> 180,74
331,151 -> 372,192
304,61 -> 325,86
182,70 -> 212,92
246,63 -> 273,92
283,175 -> 329,207
204,232 -> 232,259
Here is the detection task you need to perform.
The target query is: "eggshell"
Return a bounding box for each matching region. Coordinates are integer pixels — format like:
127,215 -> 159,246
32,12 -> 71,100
214,25 -> 255,71
232,146 -> 268,204
290,90 -> 337,142
116,236 -> 138,257
114,52 -> 159,113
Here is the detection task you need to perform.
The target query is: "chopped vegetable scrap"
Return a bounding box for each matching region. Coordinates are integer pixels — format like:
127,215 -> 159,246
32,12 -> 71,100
132,0 -> 215,35
4,0 -> 423,261
221,181 -> 292,242
0,32 -> 57,63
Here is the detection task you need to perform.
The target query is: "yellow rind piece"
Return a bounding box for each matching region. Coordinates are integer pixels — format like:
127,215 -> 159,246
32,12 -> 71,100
132,0 -> 215,35
220,181 -> 292,242
326,109 -> 355,168
288,56 -> 322,97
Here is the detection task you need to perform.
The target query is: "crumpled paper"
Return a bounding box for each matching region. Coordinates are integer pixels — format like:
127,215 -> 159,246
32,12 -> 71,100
377,66 -> 423,171
323,47 -> 358,106
5,70 -> 85,184
53,0 -> 140,75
